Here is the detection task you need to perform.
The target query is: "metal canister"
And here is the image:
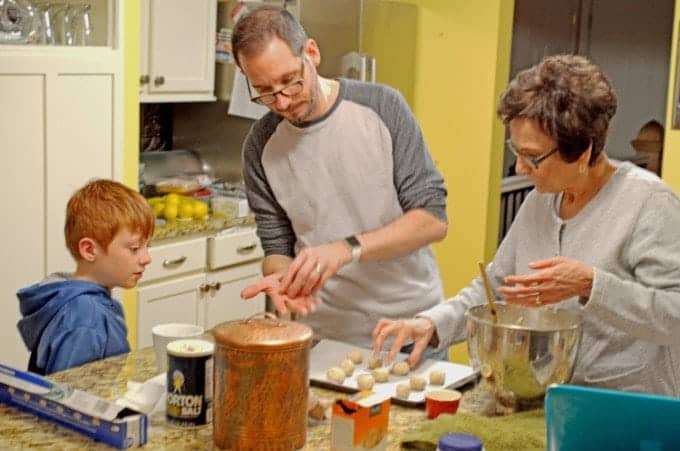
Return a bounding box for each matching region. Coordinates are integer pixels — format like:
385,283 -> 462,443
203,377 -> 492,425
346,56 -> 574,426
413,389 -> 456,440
212,313 -> 313,450
166,338 -> 214,427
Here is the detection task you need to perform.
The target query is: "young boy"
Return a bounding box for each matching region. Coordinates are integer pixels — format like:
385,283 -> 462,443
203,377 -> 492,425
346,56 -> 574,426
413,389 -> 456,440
17,179 -> 155,375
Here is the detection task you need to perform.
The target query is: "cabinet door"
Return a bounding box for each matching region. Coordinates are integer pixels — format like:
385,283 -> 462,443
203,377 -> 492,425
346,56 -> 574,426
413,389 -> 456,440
0,76 -> 45,369
137,272 -> 204,349
202,261 -> 265,330
143,0 -> 217,101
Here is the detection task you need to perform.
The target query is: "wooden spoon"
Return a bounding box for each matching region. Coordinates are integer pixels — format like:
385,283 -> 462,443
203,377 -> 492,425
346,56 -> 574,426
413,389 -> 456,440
478,261 -> 498,324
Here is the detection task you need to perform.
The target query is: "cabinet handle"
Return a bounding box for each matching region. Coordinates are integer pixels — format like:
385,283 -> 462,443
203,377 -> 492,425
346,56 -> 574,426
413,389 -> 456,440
237,243 -> 258,254
154,75 -> 165,86
162,256 -> 187,267
209,282 -> 221,290
140,75 -> 150,85
198,283 -> 209,294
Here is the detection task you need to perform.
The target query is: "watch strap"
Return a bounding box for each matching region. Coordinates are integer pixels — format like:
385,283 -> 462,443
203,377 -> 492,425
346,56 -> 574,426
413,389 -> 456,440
343,235 -> 362,263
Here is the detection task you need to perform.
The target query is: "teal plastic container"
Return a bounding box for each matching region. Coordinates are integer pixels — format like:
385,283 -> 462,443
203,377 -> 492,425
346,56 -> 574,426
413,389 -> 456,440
546,384 -> 680,451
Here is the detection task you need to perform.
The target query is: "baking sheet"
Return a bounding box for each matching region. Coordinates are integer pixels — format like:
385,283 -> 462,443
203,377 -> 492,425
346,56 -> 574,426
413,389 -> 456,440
309,339 -> 479,406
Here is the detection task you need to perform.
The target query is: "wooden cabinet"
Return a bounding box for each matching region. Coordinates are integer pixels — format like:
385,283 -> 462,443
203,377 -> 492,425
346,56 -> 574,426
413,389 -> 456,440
0,1 -> 126,369
136,230 -> 265,349
140,0 -> 217,103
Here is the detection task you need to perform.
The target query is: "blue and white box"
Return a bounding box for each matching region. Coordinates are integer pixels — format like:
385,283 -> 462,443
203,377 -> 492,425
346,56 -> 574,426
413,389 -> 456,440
0,364 -> 147,449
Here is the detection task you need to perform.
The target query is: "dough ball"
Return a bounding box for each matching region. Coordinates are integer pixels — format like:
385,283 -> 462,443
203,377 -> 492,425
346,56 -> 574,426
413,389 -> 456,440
347,350 -> 363,364
391,361 -> 410,376
429,369 -> 446,386
327,366 -> 346,384
308,393 -> 329,420
409,375 -> 426,391
357,374 -> 375,391
340,359 -> 355,377
396,382 -> 411,399
367,354 -> 383,369
371,367 -> 389,383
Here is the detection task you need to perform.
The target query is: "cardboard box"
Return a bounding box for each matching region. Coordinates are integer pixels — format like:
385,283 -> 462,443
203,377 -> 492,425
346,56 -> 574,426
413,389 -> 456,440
331,391 -> 391,450
0,364 -> 147,449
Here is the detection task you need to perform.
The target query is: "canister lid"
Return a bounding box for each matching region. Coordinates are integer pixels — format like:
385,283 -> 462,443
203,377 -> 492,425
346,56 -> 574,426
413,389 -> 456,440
438,433 -> 483,451
212,313 -> 313,350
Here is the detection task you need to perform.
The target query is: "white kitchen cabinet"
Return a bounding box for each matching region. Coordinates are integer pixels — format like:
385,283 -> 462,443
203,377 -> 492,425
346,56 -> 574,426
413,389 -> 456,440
0,1 -> 126,369
136,228 -> 265,349
202,261 -> 265,330
140,0 -> 217,103
137,272 -> 204,349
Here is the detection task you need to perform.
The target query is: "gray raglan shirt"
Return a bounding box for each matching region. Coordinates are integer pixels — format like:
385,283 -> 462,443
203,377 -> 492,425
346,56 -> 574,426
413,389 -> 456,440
421,162 -> 680,396
242,79 -> 447,348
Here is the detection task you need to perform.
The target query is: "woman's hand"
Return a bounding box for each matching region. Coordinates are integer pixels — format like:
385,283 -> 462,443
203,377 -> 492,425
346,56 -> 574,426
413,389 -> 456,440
240,273 -> 320,316
498,256 -> 594,307
277,241 -> 352,298
372,318 -> 436,368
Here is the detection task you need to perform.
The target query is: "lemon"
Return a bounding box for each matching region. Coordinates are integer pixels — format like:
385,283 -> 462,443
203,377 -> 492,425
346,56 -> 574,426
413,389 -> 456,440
165,193 -> 181,205
152,203 -> 165,218
178,201 -> 194,219
163,204 -> 178,221
147,196 -> 164,205
193,201 -> 209,219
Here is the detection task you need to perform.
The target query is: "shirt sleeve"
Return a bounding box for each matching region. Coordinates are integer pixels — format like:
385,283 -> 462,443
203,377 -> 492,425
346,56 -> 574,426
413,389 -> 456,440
380,87 -> 448,222
417,193 -> 526,349
242,117 -> 297,257
584,190 -> 680,345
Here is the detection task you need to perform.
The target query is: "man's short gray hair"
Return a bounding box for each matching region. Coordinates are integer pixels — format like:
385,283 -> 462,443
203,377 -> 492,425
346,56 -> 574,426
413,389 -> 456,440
231,6 -> 308,67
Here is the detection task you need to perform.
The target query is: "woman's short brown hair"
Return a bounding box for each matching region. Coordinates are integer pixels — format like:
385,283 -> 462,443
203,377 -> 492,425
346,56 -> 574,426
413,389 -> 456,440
65,179 -> 155,260
497,54 -> 617,165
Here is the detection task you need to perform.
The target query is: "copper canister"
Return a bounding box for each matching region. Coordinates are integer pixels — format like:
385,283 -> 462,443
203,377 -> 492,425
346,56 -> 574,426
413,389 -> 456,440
212,313 -> 313,450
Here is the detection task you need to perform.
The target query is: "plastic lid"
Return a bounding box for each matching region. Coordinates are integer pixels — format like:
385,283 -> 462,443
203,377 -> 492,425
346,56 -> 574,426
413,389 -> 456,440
166,339 -> 214,357
438,433 -> 483,451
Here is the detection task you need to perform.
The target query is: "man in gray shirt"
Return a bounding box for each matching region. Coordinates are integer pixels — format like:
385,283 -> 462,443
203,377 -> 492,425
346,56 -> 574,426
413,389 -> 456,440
234,6 -> 447,349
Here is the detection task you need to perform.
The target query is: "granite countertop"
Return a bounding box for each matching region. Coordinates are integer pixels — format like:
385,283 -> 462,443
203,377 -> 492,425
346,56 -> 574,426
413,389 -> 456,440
0,347 -> 533,450
0,347 -> 431,450
150,214 -> 255,243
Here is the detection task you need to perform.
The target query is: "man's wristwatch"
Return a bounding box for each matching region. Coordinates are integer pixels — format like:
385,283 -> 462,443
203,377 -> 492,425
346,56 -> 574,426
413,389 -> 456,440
343,235 -> 362,263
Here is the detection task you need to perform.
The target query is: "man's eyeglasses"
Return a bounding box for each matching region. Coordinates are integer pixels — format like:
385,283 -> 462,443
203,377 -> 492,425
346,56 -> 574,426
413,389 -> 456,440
247,59 -> 305,105
506,139 -> 559,169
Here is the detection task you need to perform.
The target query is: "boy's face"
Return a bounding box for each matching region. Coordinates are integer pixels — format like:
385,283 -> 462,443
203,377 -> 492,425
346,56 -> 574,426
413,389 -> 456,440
94,227 -> 152,289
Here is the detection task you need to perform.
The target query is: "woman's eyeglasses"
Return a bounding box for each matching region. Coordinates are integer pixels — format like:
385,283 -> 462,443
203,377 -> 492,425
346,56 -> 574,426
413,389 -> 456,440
506,139 -> 559,169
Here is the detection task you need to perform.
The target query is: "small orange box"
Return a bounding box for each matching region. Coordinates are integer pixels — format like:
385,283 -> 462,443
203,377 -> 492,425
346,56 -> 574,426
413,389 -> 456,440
331,391 -> 391,450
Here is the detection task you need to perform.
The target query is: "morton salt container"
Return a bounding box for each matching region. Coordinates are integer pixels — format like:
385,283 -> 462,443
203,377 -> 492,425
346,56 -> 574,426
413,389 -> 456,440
212,313 -> 313,450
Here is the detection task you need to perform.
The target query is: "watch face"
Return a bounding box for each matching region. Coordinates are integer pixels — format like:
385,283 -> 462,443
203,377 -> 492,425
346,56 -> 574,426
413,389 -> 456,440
345,235 -> 360,248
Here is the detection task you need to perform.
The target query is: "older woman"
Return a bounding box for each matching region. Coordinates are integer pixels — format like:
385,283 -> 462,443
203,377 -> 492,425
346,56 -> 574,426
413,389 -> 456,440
374,54 -> 680,396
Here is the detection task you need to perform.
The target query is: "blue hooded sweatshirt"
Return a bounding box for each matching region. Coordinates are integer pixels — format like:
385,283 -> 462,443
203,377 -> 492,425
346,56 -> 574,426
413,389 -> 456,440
17,273 -> 131,375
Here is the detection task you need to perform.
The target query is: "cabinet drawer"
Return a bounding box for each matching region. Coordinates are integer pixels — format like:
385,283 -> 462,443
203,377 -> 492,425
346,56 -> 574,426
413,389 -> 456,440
207,228 -> 264,270
144,237 -> 207,283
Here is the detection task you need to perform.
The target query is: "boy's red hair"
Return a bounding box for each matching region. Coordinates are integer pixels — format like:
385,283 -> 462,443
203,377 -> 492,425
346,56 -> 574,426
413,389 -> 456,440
65,179 -> 155,259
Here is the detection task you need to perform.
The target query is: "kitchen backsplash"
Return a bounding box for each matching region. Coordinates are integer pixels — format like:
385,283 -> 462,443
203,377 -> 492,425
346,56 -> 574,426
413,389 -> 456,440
140,100 -> 253,184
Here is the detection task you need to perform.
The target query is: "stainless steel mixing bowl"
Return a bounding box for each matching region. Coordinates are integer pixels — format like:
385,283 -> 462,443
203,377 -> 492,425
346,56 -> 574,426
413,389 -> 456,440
466,303 -> 582,407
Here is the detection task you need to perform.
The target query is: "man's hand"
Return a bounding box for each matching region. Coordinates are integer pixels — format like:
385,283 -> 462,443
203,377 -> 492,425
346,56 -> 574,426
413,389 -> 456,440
372,317 -> 436,368
240,273 -> 321,316
278,241 -> 352,298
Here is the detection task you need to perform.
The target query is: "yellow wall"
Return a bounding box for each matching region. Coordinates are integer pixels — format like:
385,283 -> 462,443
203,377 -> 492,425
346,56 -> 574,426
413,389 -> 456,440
362,1 -> 514,362
664,2 -> 680,191
122,0 -> 141,349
